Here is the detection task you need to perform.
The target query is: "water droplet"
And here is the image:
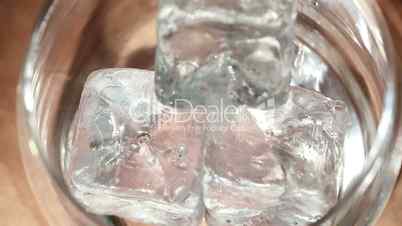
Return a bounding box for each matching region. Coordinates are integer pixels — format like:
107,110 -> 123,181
137,131 -> 151,144
170,144 -> 188,169
177,144 -> 187,158
130,143 -> 140,153
90,141 -> 99,151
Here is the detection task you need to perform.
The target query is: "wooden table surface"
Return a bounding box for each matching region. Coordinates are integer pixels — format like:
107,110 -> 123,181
0,1 -> 401,226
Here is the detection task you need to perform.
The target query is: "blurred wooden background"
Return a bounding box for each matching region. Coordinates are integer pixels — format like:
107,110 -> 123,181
0,0 -> 401,226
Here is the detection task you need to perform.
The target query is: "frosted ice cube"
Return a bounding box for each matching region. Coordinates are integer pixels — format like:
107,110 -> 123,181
203,86 -> 350,226
65,69 -> 204,226
155,0 -> 297,107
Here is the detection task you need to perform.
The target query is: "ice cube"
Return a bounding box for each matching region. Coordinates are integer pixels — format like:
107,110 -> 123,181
203,86 -> 350,226
65,69 -> 204,226
155,0 -> 297,107
203,111 -> 287,226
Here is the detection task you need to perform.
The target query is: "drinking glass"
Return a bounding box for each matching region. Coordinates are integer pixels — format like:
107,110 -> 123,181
17,0 -> 401,225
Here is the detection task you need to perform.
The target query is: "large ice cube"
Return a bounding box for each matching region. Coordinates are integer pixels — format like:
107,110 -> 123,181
65,69 -> 204,226
203,86 -> 350,226
155,0 -> 297,107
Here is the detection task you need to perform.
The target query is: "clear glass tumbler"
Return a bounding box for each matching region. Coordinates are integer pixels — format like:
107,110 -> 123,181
17,0 -> 402,226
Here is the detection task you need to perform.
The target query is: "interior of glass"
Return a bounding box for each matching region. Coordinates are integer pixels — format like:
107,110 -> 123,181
18,0 -> 399,226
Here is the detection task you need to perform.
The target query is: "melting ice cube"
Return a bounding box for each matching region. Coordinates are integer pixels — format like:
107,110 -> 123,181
155,0 -> 297,107
65,69 -> 204,226
203,86 -> 350,226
